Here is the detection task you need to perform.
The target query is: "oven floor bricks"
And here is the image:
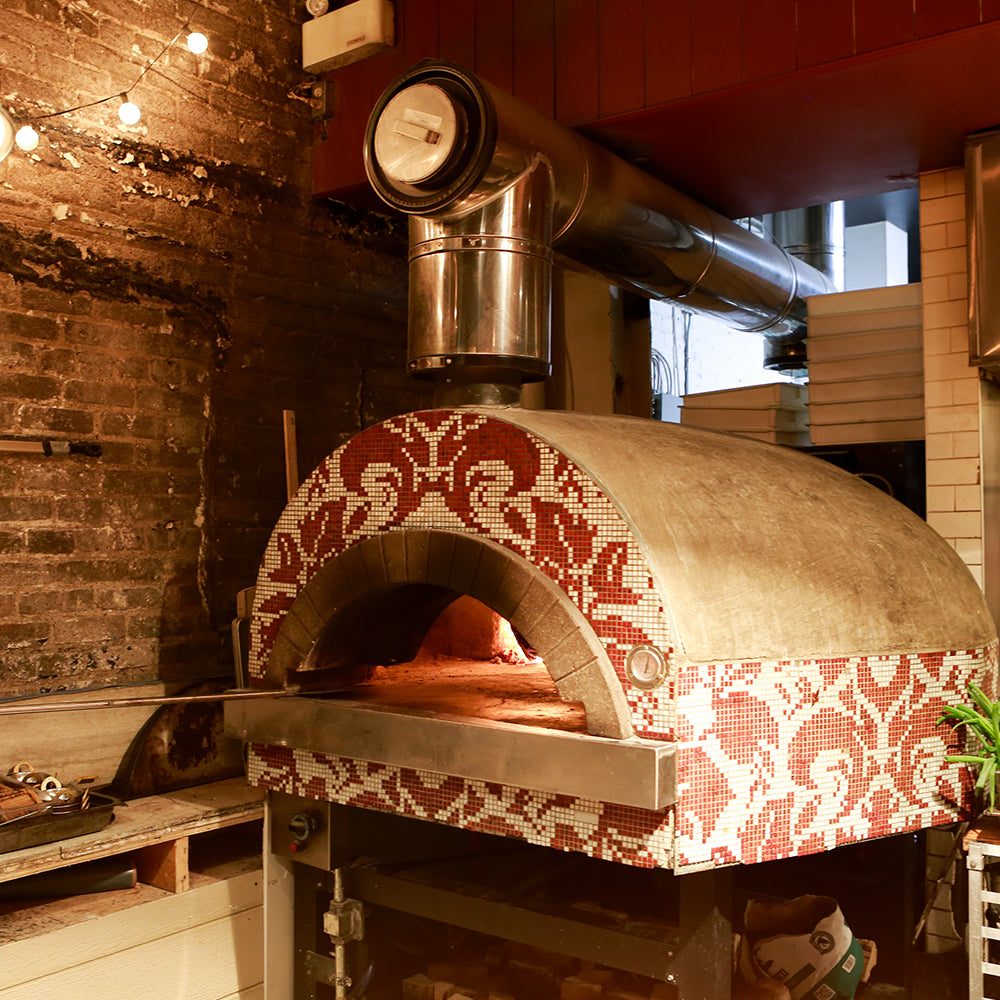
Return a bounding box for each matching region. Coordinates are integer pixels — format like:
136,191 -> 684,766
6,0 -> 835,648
247,407 -> 996,872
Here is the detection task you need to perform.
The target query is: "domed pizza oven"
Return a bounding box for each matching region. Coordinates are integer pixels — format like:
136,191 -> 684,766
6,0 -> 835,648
224,60 -> 997,1000
234,406 -> 995,871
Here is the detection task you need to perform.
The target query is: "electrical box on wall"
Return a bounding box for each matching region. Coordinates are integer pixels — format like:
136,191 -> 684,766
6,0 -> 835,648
302,0 -> 394,75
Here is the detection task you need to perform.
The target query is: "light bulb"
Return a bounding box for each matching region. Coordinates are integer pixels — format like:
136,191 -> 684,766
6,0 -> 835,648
0,107 -> 13,163
187,32 -> 208,54
15,126 -> 39,152
119,100 -> 141,126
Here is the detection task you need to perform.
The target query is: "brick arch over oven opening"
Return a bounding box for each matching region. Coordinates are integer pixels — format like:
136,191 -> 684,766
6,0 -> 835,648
263,529 -> 634,739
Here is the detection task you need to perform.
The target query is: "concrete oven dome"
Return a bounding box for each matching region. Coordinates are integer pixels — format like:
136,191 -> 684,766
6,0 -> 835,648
242,407 -> 996,871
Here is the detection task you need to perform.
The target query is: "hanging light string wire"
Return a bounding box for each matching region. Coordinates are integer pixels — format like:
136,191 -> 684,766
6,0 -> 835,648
20,3 -> 199,123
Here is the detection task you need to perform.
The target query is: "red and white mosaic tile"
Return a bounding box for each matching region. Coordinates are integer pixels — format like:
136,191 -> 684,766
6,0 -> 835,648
247,409 -> 994,871
249,409 -> 674,738
673,645 -> 996,868
248,743 -> 673,868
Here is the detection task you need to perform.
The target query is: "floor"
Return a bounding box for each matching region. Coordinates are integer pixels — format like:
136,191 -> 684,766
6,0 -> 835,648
863,951 -> 968,1000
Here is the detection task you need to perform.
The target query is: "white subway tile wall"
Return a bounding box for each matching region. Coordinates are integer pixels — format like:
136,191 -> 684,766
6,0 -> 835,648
919,167 -> 983,587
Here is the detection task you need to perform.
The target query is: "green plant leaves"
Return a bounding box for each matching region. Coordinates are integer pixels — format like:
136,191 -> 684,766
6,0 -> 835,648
937,682 -> 1000,811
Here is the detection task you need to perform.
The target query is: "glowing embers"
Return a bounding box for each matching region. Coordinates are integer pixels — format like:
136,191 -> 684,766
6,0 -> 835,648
317,595 -> 587,734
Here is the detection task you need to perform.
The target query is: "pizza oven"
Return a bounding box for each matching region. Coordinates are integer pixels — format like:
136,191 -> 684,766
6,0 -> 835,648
225,62 -> 997,1000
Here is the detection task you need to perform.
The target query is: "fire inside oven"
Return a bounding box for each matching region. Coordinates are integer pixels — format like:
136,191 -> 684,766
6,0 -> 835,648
300,593 -> 587,732
223,61 -> 998,1000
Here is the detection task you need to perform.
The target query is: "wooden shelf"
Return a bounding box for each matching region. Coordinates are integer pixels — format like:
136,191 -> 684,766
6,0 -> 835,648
0,777 -> 264,891
0,778 -> 265,1000
964,814 -> 1000,849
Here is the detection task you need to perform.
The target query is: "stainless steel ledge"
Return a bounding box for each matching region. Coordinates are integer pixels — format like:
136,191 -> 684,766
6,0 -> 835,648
225,696 -> 675,811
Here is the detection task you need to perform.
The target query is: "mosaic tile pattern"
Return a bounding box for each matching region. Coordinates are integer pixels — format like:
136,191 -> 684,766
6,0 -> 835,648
249,410 -> 674,737
248,634 -> 989,872
247,408 -> 994,871
673,645 -> 997,869
248,742 -> 673,869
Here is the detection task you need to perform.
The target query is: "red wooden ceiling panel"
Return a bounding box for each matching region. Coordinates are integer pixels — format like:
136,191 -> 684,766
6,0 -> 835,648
370,0 -> 413,94
643,0 -> 693,106
691,0 -> 742,94
742,0 -> 797,82
475,0 -> 514,91
597,0 -> 645,117
854,0 -> 914,54
583,20 -> 1000,216
795,0 -> 855,68
554,0 -> 600,124
314,3 -> 1000,224
438,0 -> 477,67
513,0 -> 556,117
313,59 -> 373,196
403,0 -> 440,63
914,0 -> 982,38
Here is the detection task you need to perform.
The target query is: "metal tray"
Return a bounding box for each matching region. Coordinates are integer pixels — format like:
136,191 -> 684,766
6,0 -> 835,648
0,792 -> 116,854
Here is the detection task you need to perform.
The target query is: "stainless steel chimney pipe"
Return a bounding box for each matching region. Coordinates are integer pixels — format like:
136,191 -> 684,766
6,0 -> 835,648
364,61 -> 833,391
766,202 -> 846,293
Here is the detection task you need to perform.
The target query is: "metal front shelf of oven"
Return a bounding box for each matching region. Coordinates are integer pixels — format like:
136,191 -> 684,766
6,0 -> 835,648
226,695 -> 676,811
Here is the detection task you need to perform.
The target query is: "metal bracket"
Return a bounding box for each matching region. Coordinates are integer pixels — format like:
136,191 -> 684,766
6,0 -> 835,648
323,895 -> 365,945
303,950 -> 352,990
310,79 -> 335,121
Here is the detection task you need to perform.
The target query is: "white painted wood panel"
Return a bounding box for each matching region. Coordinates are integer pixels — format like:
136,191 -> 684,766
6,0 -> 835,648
0,870 -> 262,1000
1,902 -> 263,1000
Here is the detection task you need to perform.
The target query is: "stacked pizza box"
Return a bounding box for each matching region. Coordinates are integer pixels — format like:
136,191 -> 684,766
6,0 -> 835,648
806,283 -> 924,445
680,382 -> 809,447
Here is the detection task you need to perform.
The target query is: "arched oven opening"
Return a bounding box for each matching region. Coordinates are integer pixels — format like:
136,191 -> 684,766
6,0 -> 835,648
263,529 -> 635,741
299,592 -> 590,735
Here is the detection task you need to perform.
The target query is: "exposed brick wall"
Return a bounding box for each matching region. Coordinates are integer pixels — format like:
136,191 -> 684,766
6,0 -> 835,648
0,0 -> 430,696
919,167 -> 983,586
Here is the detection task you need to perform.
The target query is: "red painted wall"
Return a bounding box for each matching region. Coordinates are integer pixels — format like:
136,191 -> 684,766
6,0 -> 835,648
314,0 -> 1000,202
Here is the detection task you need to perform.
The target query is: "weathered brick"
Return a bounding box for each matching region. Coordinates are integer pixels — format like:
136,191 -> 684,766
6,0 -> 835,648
0,0 -> 413,697
18,588 -> 95,615
0,497 -> 54,521
116,357 -> 150,381
0,530 -> 24,553
97,441 -> 137,464
50,559 -> 125,584
64,379 -> 136,408
18,406 -> 95,435
55,498 -> 110,524
19,285 -> 93,316
0,373 -> 60,400
0,621 -> 52,645
0,341 -> 39,366
0,316 -> 62,354
96,585 -> 160,610
134,386 -> 206,415
26,529 -> 76,554
126,613 -> 163,639
101,469 -> 173,495
50,614 -> 129,645
36,347 -> 81,375
63,319 -> 134,352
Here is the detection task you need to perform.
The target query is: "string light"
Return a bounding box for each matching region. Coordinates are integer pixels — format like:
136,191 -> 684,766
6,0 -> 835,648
0,108 -> 13,164
15,126 -> 39,152
118,96 -> 142,126
1,3 -> 208,160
